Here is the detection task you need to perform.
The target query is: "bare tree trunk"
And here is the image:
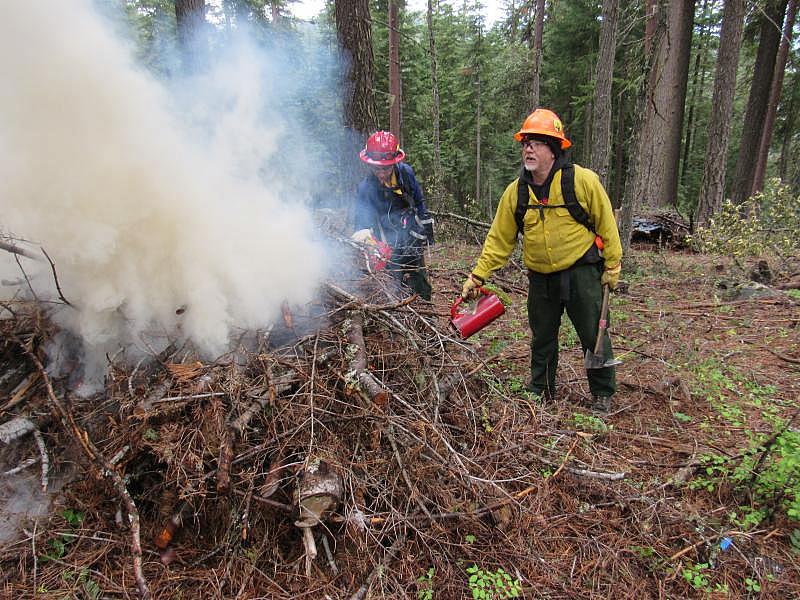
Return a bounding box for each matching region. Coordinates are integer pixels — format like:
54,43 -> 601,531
779,73 -> 800,181
753,0 -> 797,193
612,98 -> 625,206
175,0 -> 207,74
269,1 -> 281,23
619,10 -> 666,250
427,0 -> 444,208
680,0 -> 711,188
730,0 -> 789,204
336,0 -> 377,135
589,0 -> 619,186
695,0 -> 746,227
335,0 -> 378,208
476,71 -> 482,218
530,0 -> 545,109
642,0 -> 694,208
389,0 -> 402,138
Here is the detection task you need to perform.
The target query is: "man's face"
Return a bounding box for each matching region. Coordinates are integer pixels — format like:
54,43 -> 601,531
371,164 -> 394,184
521,137 -> 556,181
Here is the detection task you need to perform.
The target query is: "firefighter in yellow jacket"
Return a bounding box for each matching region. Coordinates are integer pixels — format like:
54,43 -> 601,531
461,108 -> 622,413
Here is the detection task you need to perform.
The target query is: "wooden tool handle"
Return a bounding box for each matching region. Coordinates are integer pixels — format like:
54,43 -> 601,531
592,284 -> 611,355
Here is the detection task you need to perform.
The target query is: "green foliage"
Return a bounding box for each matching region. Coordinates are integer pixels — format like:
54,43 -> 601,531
466,564 -> 521,599
682,561 -> 710,591
480,404 -> 494,433
790,528 -> 800,554
572,412 -> 609,435
744,577 -> 761,593
417,566 -> 435,600
691,179 -> 800,260
62,508 -> 85,527
40,509 -> 85,563
672,411 -> 693,423
558,318 -> 579,349
62,567 -> 102,599
684,358 -> 800,523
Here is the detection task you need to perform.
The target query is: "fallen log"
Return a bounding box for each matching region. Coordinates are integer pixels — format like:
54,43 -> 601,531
344,312 -> 388,407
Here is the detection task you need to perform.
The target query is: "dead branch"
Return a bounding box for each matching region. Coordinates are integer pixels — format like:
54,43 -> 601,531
349,536 -> 406,600
758,344 -> 800,365
0,240 -> 39,260
21,345 -> 151,600
386,424 -> 433,519
40,248 -> 73,308
0,416 -> 35,443
231,368 -> 279,435
1,457 -> 38,477
216,422 -> 234,495
344,312 -> 389,407
32,429 -> 49,491
428,210 -> 491,230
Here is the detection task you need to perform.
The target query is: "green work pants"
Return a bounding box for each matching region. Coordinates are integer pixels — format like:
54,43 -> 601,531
388,252 -> 432,301
526,263 -> 616,399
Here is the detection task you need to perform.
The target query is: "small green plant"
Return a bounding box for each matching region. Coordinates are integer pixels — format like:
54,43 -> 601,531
572,412 -> 609,435
790,528 -> 800,555
417,567 -> 435,600
62,508 -> 84,526
744,577 -> 761,593
630,545 -> 654,559
79,568 -> 101,600
507,377 -> 525,394
480,405 -> 493,433
682,561 -> 711,591
466,564 -> 521,599
143,428 -> 159,442
787,289 -> 800,301
558,320 -> 579,349
672,411 -> 693,423
465,534 -> 477,544
40,509 -> 85,563
688,453 -> 728,492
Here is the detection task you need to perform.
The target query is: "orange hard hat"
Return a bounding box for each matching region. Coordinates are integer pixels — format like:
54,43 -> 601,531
359,131 -> 405,166
514,108 -> 572,150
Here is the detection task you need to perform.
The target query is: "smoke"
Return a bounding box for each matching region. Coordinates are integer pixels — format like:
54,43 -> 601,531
0,2 -> 333,386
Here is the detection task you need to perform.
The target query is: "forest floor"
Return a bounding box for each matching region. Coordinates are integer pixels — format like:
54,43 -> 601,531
1,237 -> 799,599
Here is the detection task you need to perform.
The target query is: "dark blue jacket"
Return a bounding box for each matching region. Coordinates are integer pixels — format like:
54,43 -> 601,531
354,162 -> 434,255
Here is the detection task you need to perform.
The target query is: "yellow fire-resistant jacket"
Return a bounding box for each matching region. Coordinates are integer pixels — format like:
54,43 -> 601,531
473,164 -> 622,281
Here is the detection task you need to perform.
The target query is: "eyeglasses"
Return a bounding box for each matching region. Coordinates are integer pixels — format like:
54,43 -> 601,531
366,151 -> 399,161
522,139 -> 550,150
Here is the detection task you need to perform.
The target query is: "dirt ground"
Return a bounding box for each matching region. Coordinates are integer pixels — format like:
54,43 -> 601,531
1,238 -> 799,599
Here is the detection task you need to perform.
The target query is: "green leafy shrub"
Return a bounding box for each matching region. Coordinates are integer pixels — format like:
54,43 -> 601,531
691,179 -> 800,260
466,564 -> 521,599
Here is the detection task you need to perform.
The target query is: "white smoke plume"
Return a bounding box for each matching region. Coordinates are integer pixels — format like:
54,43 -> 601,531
0,2 -> 330,385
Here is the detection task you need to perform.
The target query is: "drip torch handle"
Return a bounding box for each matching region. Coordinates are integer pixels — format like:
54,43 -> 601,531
450,287 -> 490,319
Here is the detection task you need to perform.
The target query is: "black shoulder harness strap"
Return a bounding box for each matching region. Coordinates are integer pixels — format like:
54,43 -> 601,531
514,163 -> 594,236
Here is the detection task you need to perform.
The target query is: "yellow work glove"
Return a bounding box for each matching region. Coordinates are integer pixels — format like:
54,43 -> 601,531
351,229 -> 374,244
461,273 -> 484,300
601,263 -> 622,290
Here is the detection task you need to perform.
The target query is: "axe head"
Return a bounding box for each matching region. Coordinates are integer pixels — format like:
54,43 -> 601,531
584,348 -> 622,370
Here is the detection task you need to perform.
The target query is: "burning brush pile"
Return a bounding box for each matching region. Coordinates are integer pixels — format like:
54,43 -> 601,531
0,240 -> 604,599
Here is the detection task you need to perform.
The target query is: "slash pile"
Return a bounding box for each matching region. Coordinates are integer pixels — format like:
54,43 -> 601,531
1,239 -> 799,599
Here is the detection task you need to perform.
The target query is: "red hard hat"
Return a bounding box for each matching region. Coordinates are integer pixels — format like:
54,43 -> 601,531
359,131 -> 405,166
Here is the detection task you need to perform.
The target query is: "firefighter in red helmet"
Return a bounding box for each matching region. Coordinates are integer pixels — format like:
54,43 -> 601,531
352,131 -> 435,300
